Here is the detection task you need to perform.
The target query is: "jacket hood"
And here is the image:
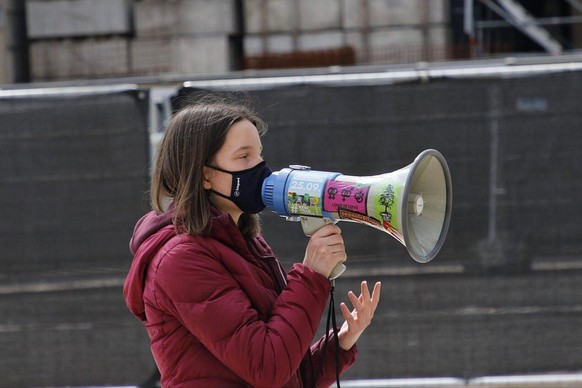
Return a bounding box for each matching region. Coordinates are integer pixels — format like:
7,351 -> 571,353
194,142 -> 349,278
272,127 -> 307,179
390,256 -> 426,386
123,205 -> 275,321
129,209 -> 174,255
124,209 -> 175,321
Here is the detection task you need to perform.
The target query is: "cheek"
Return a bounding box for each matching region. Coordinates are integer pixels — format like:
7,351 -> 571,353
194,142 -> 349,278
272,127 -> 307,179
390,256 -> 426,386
212,172 -> 233,194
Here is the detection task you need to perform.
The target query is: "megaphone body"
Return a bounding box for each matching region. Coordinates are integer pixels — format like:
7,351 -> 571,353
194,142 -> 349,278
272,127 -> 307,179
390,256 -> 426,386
261,149 -> 452,279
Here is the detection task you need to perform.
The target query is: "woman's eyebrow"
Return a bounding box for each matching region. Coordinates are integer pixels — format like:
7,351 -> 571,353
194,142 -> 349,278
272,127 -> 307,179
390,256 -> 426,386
232,145 -> 252,153
232,145 -> 261,154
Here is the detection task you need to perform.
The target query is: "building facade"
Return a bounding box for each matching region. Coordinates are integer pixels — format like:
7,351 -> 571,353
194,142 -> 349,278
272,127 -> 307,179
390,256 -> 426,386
1,0 -> 582,84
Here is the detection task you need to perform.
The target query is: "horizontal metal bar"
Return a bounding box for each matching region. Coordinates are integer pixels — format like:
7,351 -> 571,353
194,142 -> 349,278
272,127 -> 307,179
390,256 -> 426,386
475,15 -> 582,28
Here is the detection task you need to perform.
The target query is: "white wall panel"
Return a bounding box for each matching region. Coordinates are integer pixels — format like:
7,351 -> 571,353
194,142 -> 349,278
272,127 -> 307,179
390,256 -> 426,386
135,0 -> 235,37
27,0 -> 132,39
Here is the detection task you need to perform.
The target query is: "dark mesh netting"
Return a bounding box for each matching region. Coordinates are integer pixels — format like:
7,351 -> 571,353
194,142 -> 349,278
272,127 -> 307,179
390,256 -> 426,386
0,89 -> 155,387
2,69 -> 581,386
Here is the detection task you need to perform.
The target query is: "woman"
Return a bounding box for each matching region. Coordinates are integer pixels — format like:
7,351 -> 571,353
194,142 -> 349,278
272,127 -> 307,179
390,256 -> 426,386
124,96 -> 381,387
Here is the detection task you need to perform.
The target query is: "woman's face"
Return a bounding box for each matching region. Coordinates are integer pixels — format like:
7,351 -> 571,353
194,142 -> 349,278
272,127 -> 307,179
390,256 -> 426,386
203,118 -> 264,220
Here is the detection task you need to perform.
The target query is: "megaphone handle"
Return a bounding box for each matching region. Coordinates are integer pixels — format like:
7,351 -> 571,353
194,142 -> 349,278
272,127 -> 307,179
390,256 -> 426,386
300,217 -> 346,280
329,262 -> 347,280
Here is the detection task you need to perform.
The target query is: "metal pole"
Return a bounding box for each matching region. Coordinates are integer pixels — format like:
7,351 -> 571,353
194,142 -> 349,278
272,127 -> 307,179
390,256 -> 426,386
360,0 -> 370,63
464,0 -> 477,57
421,0 -> 431,61
260,0 -> 269,54
232,0 -> 245,70
6,0 -> 30,83
488,85 -> 500,243
291,0 -> 299,51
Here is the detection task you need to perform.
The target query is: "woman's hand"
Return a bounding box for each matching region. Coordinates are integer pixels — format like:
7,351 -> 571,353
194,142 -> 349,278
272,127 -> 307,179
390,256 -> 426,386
338,280 -> 382,351
302,224 -> 347,278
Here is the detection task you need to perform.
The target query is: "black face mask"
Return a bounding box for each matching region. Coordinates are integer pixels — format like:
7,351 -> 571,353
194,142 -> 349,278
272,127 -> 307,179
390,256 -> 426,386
206,161 -> 272,214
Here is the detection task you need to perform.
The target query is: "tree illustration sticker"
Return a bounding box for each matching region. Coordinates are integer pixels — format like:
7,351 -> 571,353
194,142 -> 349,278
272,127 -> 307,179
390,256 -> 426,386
378,184 -> 395,223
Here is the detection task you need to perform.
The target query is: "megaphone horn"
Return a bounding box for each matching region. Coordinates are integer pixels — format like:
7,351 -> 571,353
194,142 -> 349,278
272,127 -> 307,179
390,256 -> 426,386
261,149 -> 453,279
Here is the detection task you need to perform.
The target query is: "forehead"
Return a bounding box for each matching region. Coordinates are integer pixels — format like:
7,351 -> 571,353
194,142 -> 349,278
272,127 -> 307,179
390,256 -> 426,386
221,119 -> 262,152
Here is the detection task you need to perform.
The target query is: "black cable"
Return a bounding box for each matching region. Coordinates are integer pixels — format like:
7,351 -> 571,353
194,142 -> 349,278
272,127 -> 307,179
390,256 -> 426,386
316,288 -> 333,380
316,280 -> 341,388
330,280 -> 341,388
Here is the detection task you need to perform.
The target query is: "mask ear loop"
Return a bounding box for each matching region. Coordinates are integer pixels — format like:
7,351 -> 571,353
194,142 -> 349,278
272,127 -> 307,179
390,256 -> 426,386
205,160 -> 267,175
204,164 -> 233,201
207,188 -> 231,201
205,163 -> 232,174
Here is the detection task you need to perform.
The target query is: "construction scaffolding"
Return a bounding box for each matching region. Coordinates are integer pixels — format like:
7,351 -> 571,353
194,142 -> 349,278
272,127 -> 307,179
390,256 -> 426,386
465,0 -> 582,56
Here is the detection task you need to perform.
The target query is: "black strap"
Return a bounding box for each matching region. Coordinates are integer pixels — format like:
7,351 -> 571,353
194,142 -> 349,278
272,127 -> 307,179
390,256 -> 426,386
316,280 -> 341,387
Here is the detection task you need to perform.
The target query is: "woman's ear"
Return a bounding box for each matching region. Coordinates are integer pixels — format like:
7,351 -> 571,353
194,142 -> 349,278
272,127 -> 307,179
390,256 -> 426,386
203,166 -> 213,190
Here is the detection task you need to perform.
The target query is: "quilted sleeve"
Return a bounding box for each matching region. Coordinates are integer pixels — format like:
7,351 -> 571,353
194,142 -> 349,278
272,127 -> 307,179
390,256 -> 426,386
308,329 -> 358,387
154,243 -> 333,387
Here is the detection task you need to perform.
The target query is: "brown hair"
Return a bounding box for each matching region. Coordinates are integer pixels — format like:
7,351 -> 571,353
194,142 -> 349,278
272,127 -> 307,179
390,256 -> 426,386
150,94 -> 268,239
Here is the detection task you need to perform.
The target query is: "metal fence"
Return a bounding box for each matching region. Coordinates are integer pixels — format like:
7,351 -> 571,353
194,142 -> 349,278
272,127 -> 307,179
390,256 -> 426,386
1,59 -> 581,386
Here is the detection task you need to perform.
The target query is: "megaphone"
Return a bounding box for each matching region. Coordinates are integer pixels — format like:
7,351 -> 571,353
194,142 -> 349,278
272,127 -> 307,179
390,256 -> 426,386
261,149 -> 452,279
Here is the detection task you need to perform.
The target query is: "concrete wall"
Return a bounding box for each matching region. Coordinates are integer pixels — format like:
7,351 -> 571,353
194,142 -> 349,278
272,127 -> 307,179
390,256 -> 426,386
30,37 -> 131,79
23,0 -> 451,82
26,0 -> 235,81
243,0 -> 450,63
132,0 -> 234,75
27,0 -> 132,39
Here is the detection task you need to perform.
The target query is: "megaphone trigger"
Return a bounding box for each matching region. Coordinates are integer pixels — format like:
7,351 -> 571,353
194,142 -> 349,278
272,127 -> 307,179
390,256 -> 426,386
300,216 -> 335,237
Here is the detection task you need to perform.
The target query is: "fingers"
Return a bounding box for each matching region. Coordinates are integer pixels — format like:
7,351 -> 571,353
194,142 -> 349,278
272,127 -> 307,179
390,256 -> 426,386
366,281 -> 381,313
311,226 -> 346,258
311,223 -> 342,238
312,225 -> 345,257
348,290 -> 362,310
312,236 -> 346,260
371,281 -> 382,305
348,281 -> 382,320
338,281 -> 382,349
360,280 -> 371,302
340,302 -> 353,322
303,224 -> 347,277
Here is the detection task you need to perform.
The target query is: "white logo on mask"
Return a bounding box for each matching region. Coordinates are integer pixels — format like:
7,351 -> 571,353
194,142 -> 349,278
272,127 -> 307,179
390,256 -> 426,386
234,177 -> 241,197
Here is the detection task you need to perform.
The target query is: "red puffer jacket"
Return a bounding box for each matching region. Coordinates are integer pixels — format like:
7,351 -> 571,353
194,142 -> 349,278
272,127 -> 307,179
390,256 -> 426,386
123,206 -> 357,387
